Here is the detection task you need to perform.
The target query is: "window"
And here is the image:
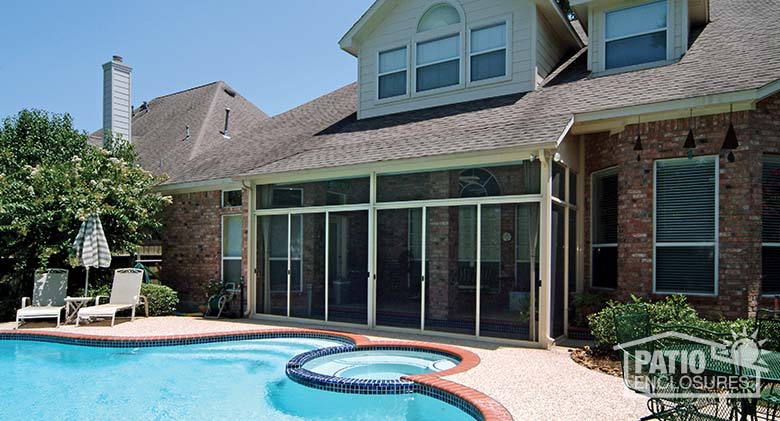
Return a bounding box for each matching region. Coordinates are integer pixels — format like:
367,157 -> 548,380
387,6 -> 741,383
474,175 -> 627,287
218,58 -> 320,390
654,156 -> 718,295
604,0 -> 667,70
271,188 -> 303,208
470,23 -> 507,82
222,215 -> 242,283
417,3 -> 460,33
591,168 -> 618,289
222,190 -> 242,207
763,155 -> 780,294
458,168 -> 500,197
416,34 -> 461,92
378,47 -> 407,99
267,188 -> 304,293
268,214 -> 303,293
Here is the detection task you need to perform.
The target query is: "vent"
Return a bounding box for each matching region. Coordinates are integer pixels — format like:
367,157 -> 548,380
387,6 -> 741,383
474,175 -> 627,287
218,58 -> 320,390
220,108 -> 231,139
224,88 -> 236,97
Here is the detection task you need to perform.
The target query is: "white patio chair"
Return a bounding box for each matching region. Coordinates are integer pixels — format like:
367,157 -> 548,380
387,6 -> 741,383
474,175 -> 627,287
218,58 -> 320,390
76,268 -> 148,327
16,269 -> 69,328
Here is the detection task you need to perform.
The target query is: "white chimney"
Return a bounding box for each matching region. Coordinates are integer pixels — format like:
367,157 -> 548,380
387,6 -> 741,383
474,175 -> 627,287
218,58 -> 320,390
102,55 -> 132,146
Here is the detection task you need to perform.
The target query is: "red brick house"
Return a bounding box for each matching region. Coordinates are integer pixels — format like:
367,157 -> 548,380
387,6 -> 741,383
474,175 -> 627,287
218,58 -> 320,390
97,0 -> 780,347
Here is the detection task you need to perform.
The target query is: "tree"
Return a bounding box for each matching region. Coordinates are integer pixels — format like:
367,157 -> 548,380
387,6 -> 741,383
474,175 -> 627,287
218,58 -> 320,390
0,109 -> 168,297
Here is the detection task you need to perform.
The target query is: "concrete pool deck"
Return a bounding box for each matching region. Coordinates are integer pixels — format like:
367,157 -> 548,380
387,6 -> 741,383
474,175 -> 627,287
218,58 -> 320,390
0,317 -> 647,420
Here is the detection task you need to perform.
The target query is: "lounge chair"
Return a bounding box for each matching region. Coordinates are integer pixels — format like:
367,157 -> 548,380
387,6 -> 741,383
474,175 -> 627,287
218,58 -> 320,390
76,268 -> 148,326
15,269 -> 69,328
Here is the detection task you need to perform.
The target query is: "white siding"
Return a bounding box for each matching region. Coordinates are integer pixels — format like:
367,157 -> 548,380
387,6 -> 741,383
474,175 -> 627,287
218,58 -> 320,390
357,0 -> 536,119
102,61 -> 132,144
587,0 -> 687,73
536,9 -> 567,82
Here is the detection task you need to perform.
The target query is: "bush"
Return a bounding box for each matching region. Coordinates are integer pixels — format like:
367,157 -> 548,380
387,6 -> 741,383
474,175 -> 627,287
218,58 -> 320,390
77,283 -> 178,317
140,284 -> 178,316
587,295 -> 753,349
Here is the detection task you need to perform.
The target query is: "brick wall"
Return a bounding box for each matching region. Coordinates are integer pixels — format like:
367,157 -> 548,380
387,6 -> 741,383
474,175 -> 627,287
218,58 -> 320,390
161,189 -> 248,312
583,93 -> 780,319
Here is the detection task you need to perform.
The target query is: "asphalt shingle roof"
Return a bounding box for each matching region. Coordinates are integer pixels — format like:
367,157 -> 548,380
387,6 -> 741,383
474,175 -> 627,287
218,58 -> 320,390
91,81 -> 268,182
142,0 -> 779,187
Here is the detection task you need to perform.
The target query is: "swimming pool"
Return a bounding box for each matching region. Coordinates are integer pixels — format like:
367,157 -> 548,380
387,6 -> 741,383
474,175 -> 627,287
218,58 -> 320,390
0,337 -> 475,420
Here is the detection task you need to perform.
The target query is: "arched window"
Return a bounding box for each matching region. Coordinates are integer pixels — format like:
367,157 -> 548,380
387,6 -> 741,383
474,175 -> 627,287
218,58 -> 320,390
417,3 -> 461,33
414,3 -> 463,93
458,168 -> 501,197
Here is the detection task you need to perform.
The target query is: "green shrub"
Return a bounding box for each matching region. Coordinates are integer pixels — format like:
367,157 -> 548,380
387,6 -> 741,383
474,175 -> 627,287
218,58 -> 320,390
140,284 -> 178,316
587,294 -> 752,349
77,283 -> 178,317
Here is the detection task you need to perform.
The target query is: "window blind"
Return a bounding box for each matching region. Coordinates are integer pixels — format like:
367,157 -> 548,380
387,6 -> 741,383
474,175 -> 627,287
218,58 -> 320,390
655,157 -> 717,294
762,155 -> 780,294
591,168 -> 618,288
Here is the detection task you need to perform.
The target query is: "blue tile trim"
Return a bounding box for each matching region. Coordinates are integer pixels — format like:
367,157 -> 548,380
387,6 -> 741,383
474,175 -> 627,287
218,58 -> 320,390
286,345 -> 480,420
0,331 -> 354,348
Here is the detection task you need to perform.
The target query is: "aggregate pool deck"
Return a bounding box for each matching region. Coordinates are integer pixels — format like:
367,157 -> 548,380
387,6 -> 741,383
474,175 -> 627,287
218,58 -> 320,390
0,317 -> 647,420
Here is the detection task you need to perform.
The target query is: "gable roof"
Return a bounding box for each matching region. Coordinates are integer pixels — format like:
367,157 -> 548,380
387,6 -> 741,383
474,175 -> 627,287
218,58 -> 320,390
90,81 -> 268,182
339,0 -> 584,56
156,0 -> 779,190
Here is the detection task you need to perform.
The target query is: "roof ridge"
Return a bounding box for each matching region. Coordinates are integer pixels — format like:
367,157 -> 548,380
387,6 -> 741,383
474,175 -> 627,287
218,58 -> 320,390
188,81 -> 224,160
150,80 -> 223,102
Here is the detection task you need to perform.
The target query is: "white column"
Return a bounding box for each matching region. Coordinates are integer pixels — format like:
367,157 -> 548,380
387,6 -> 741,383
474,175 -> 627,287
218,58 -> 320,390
476,204 -> 482,337
368,172 -> 377,328
421,206 -> 427,331
538,149 -> 554,348
246,183 -> 255,317
287,213 -> 292,318
325,211 -> 330,322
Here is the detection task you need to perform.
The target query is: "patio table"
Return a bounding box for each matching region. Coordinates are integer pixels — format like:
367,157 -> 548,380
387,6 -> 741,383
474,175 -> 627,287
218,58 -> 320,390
661,342 -> 780,421
64,297 -> 93,324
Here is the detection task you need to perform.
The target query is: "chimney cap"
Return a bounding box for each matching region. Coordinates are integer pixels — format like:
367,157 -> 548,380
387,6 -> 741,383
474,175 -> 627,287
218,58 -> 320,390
112,55 -> 123,63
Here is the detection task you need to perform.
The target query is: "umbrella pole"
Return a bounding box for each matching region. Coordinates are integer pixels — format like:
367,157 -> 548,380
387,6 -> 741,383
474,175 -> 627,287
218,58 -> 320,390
85,267 -> 90,295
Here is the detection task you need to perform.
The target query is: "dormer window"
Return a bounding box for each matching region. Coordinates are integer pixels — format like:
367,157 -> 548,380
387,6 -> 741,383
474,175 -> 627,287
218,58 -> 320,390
378,47 -> 407,99
417,3 -> 461,32
605,0 -> 668,70
416,34 -> 461,92
415,4 -> 462,93
470,23 -> 507,82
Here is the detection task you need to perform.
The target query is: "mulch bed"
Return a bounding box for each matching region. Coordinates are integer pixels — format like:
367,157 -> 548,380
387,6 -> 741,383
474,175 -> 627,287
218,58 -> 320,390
569,347 -> 622,377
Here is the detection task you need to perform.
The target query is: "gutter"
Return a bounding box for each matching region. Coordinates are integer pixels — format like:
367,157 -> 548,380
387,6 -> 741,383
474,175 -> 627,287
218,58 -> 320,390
573,79 -> 780,126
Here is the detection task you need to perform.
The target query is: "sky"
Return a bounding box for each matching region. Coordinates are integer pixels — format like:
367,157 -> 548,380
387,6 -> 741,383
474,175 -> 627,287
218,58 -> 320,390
0,0 -> 373,133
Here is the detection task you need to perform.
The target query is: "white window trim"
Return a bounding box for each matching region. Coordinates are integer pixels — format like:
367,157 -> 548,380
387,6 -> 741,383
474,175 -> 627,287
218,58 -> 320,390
590,166 -> 618,290
601,0 -> 672,72
221,214 -> 243,283
652,155 -> 719,296
466,15 -> 513,88
221,189 -> 242,208
412,22 -> 465,97
375,43 -> 411,103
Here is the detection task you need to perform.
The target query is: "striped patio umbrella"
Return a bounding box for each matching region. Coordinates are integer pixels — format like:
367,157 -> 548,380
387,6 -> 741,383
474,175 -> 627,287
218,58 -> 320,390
72,214 -> 112,294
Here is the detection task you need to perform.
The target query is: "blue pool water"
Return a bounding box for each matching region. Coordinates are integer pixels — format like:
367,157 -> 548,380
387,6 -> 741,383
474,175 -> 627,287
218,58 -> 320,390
0,338 -> 475,420
304,349 -> 459,380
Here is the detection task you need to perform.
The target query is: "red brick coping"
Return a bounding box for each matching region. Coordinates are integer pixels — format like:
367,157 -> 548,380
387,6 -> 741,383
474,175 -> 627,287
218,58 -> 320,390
2,328 -> 512,421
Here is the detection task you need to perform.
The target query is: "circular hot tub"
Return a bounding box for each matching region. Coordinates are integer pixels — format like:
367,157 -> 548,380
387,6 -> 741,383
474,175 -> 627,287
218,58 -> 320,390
286,345 -> 461,394
304,349 -> 458,380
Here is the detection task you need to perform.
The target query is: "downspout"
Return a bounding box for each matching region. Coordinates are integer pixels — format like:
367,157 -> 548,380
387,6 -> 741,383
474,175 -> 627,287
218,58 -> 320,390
538,148 -> 554,348
242,180 -> 253,318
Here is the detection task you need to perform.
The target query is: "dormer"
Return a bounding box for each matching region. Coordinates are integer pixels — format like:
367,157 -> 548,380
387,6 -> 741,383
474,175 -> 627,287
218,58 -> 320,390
570,0 -> 709,74
340,0 -> 582,120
